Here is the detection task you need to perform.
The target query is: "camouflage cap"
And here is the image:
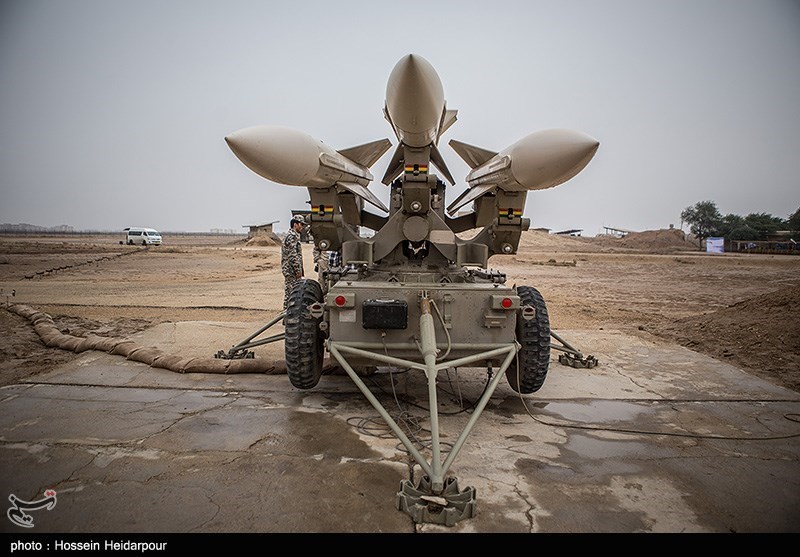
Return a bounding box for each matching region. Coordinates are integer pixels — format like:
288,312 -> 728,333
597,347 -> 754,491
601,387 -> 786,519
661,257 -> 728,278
292,214 -> 306,225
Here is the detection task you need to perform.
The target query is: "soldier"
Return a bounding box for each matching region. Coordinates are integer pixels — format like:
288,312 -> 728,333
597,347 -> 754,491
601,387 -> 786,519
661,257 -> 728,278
281,214 -> 305,309
312,242 -> 329,285
307,221 -> 330,285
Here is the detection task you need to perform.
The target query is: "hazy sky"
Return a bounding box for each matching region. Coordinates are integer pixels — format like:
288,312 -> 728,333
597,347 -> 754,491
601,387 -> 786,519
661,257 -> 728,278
1,0 -> 798,235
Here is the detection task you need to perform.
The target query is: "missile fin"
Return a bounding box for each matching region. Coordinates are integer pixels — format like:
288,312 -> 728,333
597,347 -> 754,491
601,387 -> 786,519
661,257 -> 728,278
381,143 -> 405,185
337,138 -> 393,169
437,108 -> 458,142
430,143 -> 455,186
449,139 -> 498,169
383,106 -> 401,143
336,181 -> 389,213
446,183 -> 496,215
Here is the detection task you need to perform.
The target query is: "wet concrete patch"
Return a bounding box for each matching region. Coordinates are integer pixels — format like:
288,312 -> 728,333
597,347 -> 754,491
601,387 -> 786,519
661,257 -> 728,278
2,447 -> 410,533
0,384 -> 231,445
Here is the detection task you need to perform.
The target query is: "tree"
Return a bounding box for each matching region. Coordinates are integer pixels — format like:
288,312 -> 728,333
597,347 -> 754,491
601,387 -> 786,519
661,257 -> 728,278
788,207 -> 800,234
717,213 -> 744,237
728,225 -> 759,241
681,201 -> 722,240
743,212 -> 786,240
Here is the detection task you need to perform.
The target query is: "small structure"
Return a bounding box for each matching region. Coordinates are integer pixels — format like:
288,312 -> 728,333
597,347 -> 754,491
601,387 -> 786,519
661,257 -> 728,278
244,221 -> 280,244
553,229 -> 582,236
731,237 -> 798,255
602,226 -> 635,238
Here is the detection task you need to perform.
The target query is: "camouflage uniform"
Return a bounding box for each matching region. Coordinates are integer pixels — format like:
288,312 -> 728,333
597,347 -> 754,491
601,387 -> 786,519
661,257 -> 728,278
312,244 -> 329,284
281,223 -> 304,309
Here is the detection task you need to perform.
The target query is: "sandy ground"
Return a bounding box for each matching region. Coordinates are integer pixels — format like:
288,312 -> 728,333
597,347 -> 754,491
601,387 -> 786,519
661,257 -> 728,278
1,229 -> 798,392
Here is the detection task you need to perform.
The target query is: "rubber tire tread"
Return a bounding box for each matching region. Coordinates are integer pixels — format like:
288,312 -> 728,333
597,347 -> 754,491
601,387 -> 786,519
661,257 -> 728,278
507,285 -> 550,394
285,279 -> 325,389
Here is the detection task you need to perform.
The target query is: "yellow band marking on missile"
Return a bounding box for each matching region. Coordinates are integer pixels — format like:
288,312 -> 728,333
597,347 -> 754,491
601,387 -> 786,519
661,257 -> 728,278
315,205 -> 334,217
404,164 -> 428,175
500,208 -> 523,219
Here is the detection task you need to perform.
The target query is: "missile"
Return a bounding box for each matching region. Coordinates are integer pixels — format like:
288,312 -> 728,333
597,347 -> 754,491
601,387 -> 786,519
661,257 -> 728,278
447,129 -> 600,214
384,54 -> 455,148
225,125 -> 391,212
382,54 -> 457,185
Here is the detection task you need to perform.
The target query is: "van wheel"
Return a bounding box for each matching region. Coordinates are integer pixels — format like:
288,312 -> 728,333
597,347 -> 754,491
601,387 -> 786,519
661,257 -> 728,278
142,240 -> 147,246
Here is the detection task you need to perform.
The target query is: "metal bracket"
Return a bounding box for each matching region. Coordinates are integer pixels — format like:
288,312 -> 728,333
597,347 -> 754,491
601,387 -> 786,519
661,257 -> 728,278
558,352 -> 599,368
551,330 -> 599,368
215,348 -> 256,360
396,475 -> 476,526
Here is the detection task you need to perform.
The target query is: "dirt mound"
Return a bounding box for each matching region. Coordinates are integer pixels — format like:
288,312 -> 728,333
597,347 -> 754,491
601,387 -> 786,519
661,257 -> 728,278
650,285 -> 800,392
590,228 -> 700,252
518,228 -> 700,254
518,230 -> 603,252
246,236 -> 280,247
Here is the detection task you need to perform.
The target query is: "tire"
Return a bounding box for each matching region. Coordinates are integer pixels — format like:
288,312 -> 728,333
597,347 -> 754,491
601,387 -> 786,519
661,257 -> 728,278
285,279 -> 325,389
506,285 -> 550,394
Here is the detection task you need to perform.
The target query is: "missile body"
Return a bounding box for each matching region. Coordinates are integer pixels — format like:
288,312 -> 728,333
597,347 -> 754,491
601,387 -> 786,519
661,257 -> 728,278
225,125 -> 391,211
458,129 -> 598,191
382,54 -> 458,185
385,54 -> 445,148
447,129 -> 599,214
225,125 -> 371,188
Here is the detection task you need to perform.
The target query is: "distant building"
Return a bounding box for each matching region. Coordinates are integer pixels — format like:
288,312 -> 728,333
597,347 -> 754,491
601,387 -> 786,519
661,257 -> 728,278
602,226 -> 635,238
244,221 -> 280,243
553,229 -> 582,236
731,231 -> 798,255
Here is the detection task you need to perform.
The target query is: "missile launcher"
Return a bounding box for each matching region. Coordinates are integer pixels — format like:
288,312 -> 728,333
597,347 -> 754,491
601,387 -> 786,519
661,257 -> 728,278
225,53 -> 599,525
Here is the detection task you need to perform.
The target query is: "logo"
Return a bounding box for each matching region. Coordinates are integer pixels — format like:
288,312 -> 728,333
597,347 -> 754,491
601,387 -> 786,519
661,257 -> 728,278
7,490 -> 57,528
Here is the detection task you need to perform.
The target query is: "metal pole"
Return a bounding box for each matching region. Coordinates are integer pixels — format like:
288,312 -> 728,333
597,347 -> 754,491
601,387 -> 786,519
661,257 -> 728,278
419,297 -> 443,492
331,343 -> 427,371
229,333 -> 285,351
232,312 -> 286,350
550,330 -> 582,356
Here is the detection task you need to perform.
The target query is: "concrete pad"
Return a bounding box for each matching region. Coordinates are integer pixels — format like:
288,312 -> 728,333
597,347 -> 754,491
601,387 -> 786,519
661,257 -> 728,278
1,324 -> 798,533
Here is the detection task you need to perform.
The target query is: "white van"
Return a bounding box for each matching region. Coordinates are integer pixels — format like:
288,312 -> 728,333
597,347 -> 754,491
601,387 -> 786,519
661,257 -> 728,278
124,227 -> 162,246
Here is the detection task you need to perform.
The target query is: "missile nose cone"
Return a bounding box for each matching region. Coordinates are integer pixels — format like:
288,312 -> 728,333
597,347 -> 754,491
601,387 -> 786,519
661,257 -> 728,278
385,53 -> 445,146
225,125 -> 320,186
509,129 -> 600,190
